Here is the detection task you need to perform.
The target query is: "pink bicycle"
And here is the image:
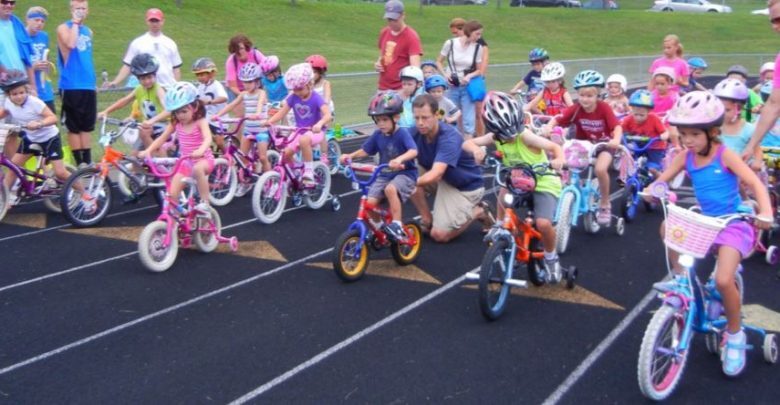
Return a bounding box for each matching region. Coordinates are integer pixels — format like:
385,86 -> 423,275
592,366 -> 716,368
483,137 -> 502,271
138,156 -> 238,272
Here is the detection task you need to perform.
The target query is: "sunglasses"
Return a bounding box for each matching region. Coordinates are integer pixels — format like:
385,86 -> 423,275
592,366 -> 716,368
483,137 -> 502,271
1,0 -> 16,5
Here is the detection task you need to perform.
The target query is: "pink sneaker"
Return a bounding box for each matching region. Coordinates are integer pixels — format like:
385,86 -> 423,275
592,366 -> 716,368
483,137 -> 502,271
597,207 -> 611,225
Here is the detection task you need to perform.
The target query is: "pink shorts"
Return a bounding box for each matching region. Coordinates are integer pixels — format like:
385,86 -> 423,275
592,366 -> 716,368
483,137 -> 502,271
284,130 -> 324,153
175,155 -> 215,177
712,221 -> 755,259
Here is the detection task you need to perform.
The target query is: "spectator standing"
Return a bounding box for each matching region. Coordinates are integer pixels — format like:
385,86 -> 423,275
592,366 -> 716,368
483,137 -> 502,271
0,0 -> 34,156
374,0 -> 422,91
25,6 -> 55,114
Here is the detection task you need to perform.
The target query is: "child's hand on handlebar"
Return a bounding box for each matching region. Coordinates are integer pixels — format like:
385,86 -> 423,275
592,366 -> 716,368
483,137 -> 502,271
339,154 -> 351,165
550,157 -> 566,171
312,124 -> 323,134
388,158 -> 404,171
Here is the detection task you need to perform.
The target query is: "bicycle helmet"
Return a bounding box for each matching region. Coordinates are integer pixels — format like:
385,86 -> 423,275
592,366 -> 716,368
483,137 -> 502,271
540,62 -> 565,82
482,91 -> 523,143
284,63 -> 314,90
0,69 -> 29,92
726,64 -> 749,79
713,78 -> 749,103
572,70 -> 605,90
421,60 -> 438,70
606,74 -> 628,92
238,62 -> 261,82
687,57 -> 708,70
761,81 -> 773,102
761,62 -> 775,75
191,57 -> 217,74
528,48 -> 549,63
399,65 -> 424,82
652,66 -> 676,83
424,74 -> 448,92
368,91 -> 404,117
306,54 -> 328,72
666,91 -> 724,129
130,53 -> 159,76
164,81 -> 198,112
260,55 -> 280,74
628,89 -> 654,109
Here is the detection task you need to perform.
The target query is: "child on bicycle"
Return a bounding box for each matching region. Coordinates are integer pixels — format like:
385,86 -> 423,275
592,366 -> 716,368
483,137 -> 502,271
97,53 -> 168,152
398,66 -> 425,129
509,48 -> 548,99
621,89 -> 671,173
645,91 -> 773,377
260,55 -> 288,104
466,91 -> 566,279
192,57 -> 227,130
261,63 -> 331,185
650,67 -> 678,119
424,74 -> 461,125
684,57 -> 708,93
714,78 -> 760,159
605,74 -> 629,118
213,63 -> 272,172
543,70 -> 623,225
0,70 -> 69,204
140,82 -> 214,215
726,65 -> 764,123
339,91 -> 418,240
522,62 -> 572,117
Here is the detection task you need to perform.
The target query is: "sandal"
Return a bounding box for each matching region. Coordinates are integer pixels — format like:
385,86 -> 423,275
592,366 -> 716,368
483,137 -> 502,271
477,201 -> 496,233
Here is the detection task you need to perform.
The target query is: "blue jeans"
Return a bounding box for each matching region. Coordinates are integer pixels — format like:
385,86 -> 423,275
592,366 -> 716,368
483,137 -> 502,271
446,85 -> 475,137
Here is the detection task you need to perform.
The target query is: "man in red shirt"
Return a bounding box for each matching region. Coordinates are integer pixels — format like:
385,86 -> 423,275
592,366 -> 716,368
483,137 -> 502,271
374,0 -> 422,91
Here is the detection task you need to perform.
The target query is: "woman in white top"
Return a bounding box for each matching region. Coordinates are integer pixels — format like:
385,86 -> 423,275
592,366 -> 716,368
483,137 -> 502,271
436,20 -> 484,139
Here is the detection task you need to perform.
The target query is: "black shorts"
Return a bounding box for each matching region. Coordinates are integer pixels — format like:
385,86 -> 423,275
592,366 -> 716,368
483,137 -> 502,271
17,135 -> 64,161
60,89 -> 97,133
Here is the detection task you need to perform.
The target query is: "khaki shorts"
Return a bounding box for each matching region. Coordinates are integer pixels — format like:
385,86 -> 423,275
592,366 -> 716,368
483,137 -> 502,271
431,180 -> 484,231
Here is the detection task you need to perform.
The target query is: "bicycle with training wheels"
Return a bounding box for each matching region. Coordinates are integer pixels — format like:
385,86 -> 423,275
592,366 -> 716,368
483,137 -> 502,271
0,123 -> 75,223
636,182 -> 778,401
618,135 -> 664,222
332,161 -> 423,282
553,141 -> 626,254
251,125 -> 337,224
465,162 -> 577,321
137,156 -> 238,273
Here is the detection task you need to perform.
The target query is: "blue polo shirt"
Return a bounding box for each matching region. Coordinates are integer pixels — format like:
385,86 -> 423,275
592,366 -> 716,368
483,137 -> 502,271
413,121 -> 483,191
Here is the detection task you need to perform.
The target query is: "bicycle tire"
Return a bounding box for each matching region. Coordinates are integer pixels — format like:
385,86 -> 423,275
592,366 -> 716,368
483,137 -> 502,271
583,178 -> 601,234
637,305 -> 690,401
0,182 -> 9,222
252,170 -> 286,224
138,220 -> 179,273
620,183 -> 638,223
390,222 -> 423,265
333,229 -> 369,282
42,164 -> 76,213
555,191 -> 575,254
326,139 -> 341,175
60,167 -> 113,227
304,162 -> 331,210
478,238 -> 513,321
194,207 -> 221,253
208,158 -> 237,207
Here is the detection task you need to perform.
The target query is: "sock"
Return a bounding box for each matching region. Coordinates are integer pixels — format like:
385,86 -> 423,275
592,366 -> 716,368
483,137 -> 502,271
82,149 -> 92,165
726,329 -> 745,342
544,250 -> 557,261
72,149 -> 84,165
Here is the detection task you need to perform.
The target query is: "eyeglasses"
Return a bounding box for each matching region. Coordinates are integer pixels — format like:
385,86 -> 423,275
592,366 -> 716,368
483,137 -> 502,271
1,1 -> 17,5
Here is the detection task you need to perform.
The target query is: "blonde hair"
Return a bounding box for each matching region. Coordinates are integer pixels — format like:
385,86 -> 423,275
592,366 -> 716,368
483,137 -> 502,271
449,18 -> 466,30
26,6 -> 49,19
664,34 -> 684,58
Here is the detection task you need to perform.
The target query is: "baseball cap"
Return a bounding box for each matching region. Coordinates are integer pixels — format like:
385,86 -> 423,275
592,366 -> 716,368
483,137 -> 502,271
384,0 -> 404,20
146,8 -> 164,21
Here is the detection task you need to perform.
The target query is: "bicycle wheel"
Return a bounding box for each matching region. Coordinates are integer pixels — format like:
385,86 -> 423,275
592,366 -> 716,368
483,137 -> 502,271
208,158 -> 237,207
620,183 -> 638,223
194,207 -> 221,253
583,179 -> 601,234
479,238 -> 513,321
327,139 -> 341,175
637,305 -> 690,401
332,229 -> 369,282
138,220 -> 179,273
42,164 -> 76,213
0,182 -> 9,223
60,167 -> 113,227
252,170 -> 286,224
234,168 -> 255,198
304,162 -> 331,209
390,222 -> 423,265
116,162 -> 148,198
555,191 -> 575,254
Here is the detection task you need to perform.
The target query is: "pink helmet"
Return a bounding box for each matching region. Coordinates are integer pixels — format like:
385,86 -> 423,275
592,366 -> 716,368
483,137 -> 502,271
713,78 -> 748,102
260,55 -> 280,74
667,91 -> 724,129
652,66 -> 676,84
284,63 -> 314,90
306,54 -> 328,72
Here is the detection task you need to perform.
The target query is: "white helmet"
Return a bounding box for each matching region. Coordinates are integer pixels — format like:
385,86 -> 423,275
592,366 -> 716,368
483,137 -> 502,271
540,62 -> 566,82
761,62 -> 775,75
399,65 -> 424,82
606,74 -> 628,92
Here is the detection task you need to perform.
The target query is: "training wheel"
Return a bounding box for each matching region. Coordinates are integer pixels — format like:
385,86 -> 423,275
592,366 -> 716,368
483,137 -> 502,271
615,217 -> 625,236
331,197 -> 341,212
764,334 -> 778,364
565,266 -> 578,290
229,237 -> 239,252
766,245 -> 779,265
705,332 -> 721,355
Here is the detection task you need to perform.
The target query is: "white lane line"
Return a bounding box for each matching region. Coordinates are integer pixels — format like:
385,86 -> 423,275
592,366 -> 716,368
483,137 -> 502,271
0,190 -> 361,293
541,287 -> 659,405
0,248 -> 334,376
229,270 -> 473,404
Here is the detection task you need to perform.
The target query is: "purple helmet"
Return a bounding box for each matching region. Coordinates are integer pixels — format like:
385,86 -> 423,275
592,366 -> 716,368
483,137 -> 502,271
667,91 -> 724,129
713,78 -> 749,103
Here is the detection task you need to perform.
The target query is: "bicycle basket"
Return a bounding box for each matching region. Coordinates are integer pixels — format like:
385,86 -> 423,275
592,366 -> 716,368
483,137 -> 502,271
664,204 -> 729,258
505,165 -> 536,196
564,141 -> 590,170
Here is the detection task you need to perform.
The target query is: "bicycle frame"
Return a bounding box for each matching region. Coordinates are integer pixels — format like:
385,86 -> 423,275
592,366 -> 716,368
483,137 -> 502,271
0,148 -> 62,198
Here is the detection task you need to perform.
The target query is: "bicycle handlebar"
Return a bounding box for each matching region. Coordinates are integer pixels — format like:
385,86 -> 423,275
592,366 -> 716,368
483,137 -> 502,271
623,135 -> 662,154
343,160 -> 392,189
143,156 -> 192,178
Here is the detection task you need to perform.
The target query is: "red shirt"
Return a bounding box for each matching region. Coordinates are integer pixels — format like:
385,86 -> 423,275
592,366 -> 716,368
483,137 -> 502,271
556,101 -> 619,142
542,87 -> 567,116
377,26 -> 423,90
621,113 -> 667,150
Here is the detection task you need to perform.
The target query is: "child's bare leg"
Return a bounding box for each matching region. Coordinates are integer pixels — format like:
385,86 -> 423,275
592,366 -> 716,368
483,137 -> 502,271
385,184 -> 402,222
299,135 -> 313,162
595,151 -> 612,208
192,160 -> 212,204
366,196 -> 382,223
714,246 -> 743,333
537,218 -> 556,253
4,153 -> 29,189
257,141 -> 270,172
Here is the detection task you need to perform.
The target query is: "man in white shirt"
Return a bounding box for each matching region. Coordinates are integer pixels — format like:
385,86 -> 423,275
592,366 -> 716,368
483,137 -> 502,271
105,8 -> 181,89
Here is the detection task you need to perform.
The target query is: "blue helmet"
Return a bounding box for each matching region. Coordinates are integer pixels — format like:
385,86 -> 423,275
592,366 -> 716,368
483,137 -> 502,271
629,89 -> 654,108
687,57 -> 708,70
528,48 -> 549,63
424,74 -> 448,92
164,81 -> 198,112
421,60 -> 437,70
573,70 -> 605,90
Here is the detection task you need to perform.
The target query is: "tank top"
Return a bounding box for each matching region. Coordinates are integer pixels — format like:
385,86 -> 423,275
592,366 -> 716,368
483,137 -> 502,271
313,80 -> 335,113
685,145 -> 740,216
176,121 -> 214,159
542,87 -> 567,116
243,91 -> 262,134
133,83 -> 164,121
495,134 -> 561,197
57,22 -> 96,90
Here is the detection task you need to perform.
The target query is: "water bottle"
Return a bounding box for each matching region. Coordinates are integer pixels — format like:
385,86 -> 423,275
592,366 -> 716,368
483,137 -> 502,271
101,70 -> 109,86
334,124 -> 343,140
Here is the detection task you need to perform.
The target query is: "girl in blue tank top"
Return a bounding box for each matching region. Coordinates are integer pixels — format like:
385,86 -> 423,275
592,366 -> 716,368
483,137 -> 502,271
645,91 -> 773,378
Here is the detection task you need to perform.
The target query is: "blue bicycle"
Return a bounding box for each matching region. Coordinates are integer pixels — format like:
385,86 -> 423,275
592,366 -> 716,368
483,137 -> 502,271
618,135 -> 664,222
554,141 -> 625,254
637,182 -> 778,400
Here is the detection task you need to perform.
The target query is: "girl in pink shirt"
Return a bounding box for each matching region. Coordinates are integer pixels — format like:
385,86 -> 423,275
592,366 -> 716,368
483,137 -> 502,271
648,34 -> 689,93
651,67 -> 679,119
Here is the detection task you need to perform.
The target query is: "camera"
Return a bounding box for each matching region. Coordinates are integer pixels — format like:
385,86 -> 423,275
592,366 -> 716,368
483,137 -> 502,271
449,73 -> 460,87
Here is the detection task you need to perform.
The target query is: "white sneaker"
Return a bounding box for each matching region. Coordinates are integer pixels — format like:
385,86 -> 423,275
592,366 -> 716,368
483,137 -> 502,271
543,255 -> 563,283
195,202 -> 212,218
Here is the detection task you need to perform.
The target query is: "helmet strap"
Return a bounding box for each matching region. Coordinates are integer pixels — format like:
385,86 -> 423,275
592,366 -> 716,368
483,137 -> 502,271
698,130 -> 714,157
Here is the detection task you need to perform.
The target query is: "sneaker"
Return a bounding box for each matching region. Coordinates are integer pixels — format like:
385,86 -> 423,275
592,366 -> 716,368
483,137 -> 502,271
302,170 -> 315,186
597,207 -> 611,225
194,202 -> 212,218
384,222 -> 407,242
544,255 -> 563,283
721,329 -> 749,377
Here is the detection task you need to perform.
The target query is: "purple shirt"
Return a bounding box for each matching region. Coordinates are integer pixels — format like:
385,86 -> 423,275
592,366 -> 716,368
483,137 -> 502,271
285,91 -> 325,128
649,57 -> 689,94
